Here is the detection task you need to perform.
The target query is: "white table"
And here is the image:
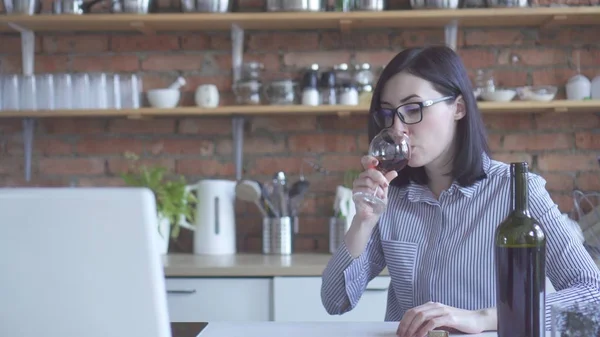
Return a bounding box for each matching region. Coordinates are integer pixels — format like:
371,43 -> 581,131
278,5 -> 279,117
197,322 -> 500,337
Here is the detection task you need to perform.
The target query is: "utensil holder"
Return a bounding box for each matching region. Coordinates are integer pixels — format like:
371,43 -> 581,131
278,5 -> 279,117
329,217 -> 347,254
262,216 -> 298,255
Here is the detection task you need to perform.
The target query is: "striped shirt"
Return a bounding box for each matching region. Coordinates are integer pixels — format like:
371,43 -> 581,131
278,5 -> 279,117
321,153 -> 600,329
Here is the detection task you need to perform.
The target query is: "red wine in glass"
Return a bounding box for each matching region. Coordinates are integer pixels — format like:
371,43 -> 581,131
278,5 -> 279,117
353,129 -> 411,214
376,156 -> 409,174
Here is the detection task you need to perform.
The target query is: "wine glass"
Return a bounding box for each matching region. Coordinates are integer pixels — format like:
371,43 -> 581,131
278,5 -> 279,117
352,128 -> 411,214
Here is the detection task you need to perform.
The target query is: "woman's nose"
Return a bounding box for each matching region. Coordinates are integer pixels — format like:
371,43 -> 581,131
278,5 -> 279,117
393,114 -> 409,135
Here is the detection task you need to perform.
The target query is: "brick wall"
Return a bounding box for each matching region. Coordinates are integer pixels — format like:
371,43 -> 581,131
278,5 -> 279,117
1,0 -> 599,253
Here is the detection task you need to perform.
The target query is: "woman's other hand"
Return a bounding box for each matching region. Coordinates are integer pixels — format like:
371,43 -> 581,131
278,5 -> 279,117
396,302 -> 496,337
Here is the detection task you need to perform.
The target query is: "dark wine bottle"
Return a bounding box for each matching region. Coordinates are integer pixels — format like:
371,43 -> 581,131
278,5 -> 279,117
495,162 -> 547,337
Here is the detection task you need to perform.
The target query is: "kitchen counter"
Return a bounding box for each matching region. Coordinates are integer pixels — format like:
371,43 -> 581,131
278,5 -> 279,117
197,322 -> 500,337
162,253 -> 390,277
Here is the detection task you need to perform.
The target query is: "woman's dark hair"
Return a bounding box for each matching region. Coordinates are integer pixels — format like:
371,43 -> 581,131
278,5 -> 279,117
368,45 -> 490,188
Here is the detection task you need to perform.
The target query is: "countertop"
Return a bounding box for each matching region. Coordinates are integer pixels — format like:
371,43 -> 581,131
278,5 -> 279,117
162,253 -> 390,277
197,322 -> 500,337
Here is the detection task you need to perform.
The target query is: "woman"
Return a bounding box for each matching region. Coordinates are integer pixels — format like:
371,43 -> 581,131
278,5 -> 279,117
320,45 -> 600,337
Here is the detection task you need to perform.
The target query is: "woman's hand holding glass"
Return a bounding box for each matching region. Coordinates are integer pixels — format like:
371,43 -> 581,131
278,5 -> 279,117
352,128 -> 411,219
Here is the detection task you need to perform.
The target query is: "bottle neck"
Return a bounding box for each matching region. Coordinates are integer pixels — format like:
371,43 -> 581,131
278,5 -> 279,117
511,168 -> 529,214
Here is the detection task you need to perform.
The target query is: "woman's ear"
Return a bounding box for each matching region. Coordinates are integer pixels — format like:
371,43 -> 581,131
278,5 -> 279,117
453,95 -> 466,121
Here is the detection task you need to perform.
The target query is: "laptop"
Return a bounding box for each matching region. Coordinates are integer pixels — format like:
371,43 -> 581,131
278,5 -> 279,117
0,187 -> 172,337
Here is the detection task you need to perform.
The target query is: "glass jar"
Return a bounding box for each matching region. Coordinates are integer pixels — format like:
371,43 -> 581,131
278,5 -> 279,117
339,84 -> 359,105
354,63 -> 374,86
233,80 -> 262,105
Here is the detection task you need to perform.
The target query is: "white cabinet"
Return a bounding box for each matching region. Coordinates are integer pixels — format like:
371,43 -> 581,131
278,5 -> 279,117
165,278 -> 272,322
165,275 -> 390,323
272,276 -> 390,322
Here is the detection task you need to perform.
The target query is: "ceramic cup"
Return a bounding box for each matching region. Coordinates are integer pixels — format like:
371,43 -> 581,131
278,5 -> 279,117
194,84 -> 219,108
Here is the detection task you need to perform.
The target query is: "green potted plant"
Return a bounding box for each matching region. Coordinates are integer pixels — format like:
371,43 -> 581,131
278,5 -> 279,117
120,152 -> 196,255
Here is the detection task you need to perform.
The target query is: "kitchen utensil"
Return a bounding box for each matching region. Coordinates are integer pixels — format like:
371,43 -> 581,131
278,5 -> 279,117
147,88 -> 180,108
288,180 -> 309,199
288,179 -> 310,217
273,172 -> 288,217
180,179 -> 237,255
3,0 -> 42,14
266,0 -> 323,12
262,216 -> 298,255
167,76 -> 186,90
235,180 -> 268,218
181,0 -> 232,12
257,182 -> 278,217
260,181 -> 279,217
353,0 -> 386,10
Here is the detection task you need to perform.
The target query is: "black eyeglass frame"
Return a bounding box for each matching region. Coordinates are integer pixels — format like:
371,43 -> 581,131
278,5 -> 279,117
373,95 -> 456,128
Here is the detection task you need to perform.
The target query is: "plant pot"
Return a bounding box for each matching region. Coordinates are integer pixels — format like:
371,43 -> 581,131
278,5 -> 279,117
156,216 -> 171,255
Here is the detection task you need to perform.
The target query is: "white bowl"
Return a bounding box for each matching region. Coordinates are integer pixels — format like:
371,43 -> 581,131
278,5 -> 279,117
147,88 -> 180,108
480,89 -> 516,102
517,85 -> 557,102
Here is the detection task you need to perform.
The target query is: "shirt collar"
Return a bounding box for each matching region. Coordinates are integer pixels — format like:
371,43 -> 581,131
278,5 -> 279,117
453,152 -> 490,198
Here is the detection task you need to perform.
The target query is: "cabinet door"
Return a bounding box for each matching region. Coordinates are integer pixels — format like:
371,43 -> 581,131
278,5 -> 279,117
165,278 -> 272,322
273,276 -> 390,322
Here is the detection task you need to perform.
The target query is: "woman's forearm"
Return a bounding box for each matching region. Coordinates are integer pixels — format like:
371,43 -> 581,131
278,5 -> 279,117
344,215 -> 379,258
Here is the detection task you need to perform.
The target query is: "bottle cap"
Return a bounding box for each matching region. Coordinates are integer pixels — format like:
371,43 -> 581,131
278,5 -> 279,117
510,161 -> 529,174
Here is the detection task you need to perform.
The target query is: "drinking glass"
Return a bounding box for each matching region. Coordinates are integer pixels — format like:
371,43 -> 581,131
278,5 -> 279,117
352,128 -> 411,214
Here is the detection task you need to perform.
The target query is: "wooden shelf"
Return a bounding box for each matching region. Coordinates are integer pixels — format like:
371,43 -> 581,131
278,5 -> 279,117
479,100 -> 600,113
0,100 -> 599,118
1,7 -> 599,33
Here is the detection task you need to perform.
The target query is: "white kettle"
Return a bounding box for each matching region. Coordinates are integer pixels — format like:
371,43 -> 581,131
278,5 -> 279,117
180,179 -> 237,255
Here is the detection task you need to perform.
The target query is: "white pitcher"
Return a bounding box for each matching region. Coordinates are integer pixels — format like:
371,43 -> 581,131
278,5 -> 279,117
179,179 -> 237,255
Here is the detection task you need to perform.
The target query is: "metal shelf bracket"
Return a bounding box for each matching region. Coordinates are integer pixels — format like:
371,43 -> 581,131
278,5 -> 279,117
9,23 -> 36,182
444,19 -> 458,51
231,23 -> 245,181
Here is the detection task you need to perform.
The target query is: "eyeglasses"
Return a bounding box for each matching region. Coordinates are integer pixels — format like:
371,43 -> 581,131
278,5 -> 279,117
372,96 -> 455,128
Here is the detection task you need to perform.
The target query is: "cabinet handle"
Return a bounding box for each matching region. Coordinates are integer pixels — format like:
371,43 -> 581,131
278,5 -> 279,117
167,289 -> 197,294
